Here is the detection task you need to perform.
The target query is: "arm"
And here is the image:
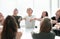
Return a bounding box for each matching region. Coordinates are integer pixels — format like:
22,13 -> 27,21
18,16 -> 22,22
51,20 -> 57,24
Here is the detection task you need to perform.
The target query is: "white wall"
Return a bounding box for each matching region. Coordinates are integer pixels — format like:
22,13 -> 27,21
0,0 -> 59,26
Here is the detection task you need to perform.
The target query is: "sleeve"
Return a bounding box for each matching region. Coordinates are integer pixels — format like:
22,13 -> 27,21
51,16 -> 56,20
23,16 -> 27,20
20,16 -> 22,20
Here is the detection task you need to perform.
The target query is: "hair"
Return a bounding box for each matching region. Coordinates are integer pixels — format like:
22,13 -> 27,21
1,15 -> 18,39
40,17 -> 52,33
56,9 -> 60,17
41,11 -> 48,18
13,8 -> 18,14
27,8 -> 33,12
14,8 -> 18,11
56,9 -> 60,13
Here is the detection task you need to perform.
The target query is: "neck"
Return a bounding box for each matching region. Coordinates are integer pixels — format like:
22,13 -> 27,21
13,14 -> 17,16
28,15 -> 32,17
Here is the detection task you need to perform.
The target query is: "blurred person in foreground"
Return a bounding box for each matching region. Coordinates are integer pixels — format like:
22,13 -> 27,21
32,17 -> 55,39
1,15 -> 22,39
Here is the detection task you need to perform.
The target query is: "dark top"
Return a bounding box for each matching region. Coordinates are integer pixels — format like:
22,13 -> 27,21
13,16 -> 22,28
51,16 -> 60,26
51,16 -> 60,22
32,32 -> 55,39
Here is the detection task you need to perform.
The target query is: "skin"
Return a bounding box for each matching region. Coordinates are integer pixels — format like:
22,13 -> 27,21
13,8 -> 18,16
27,8 -> 33,17
41,11 -> 47,18
13,8 -> 22,22
0,12 -> 4,25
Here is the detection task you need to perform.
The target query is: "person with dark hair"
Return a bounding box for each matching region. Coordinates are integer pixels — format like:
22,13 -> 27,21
41,11 -> 48,18
32,17 -> 55,39
1,15 -> 22,39
13,8 -> 22,28
34,11 -> 48,21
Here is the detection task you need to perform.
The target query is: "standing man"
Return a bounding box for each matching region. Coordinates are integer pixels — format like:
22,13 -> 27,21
13,8 -> 22,28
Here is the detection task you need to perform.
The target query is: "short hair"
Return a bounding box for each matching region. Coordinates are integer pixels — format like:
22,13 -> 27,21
40,17 -> 52,32
1,15 -> 18,39
14,8 -> 18,11
13,8 -> 18,13
27,8 -> 33,12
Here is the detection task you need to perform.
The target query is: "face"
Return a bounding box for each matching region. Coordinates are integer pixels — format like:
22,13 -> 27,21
27,9 -> 33,16
42,12 -> 46,17
13,9 -> 18,15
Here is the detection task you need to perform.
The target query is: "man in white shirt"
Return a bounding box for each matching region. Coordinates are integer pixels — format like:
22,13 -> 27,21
23,8 -> 35,31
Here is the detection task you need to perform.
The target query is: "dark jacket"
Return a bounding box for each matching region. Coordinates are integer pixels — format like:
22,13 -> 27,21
32,32 -> 55,39
13,16 -> 22,28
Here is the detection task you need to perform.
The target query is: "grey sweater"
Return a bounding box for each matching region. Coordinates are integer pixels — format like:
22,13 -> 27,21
32,32 -> 55,39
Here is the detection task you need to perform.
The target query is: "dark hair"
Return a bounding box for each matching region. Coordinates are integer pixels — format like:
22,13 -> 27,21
41,11 -> 48,18
13,8 -> 18,13
1,15 -> 17,39
40,18 -> 52,32
14,8 -> 18,11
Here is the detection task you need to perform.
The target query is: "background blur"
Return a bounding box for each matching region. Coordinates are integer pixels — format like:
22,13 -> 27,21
0,0 -> 60,27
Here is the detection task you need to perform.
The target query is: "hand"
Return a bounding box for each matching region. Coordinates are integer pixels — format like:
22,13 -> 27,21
18,18 -> 22,22
30,19 -> 34,22
34,18 -> 37,20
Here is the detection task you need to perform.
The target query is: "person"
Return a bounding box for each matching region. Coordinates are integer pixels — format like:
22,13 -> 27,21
1,15 -> 22,39
41,11 -> 48,18
13,8 -> 22,28
51,9 -> 60,26
51,9 -> 60,36
32,17 -> 55,39
34,11 -> 48,21
0,12 -> 4,25
23,8 -> 35,32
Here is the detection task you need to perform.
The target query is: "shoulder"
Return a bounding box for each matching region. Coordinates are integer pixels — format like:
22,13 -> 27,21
49,32 -> 55,36
51,16 -> 56,20
16,16 -> 22,18
18,16 -> 22,17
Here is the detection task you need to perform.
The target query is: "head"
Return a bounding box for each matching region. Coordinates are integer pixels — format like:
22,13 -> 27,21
27,8 -> 33,16
13,8 -> 18,16
1,15 -> 17,39
55,9 -> 60,18
0,12 -> 4,25
0,12 -> 3,17
40,17 -> 52,33
41,11 -> 48,18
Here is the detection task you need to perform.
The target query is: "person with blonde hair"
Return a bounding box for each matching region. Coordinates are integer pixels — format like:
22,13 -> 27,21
23,8 -> 36,32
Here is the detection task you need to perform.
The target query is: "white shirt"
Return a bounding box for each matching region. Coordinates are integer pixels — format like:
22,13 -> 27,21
25,15 -> 35,29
